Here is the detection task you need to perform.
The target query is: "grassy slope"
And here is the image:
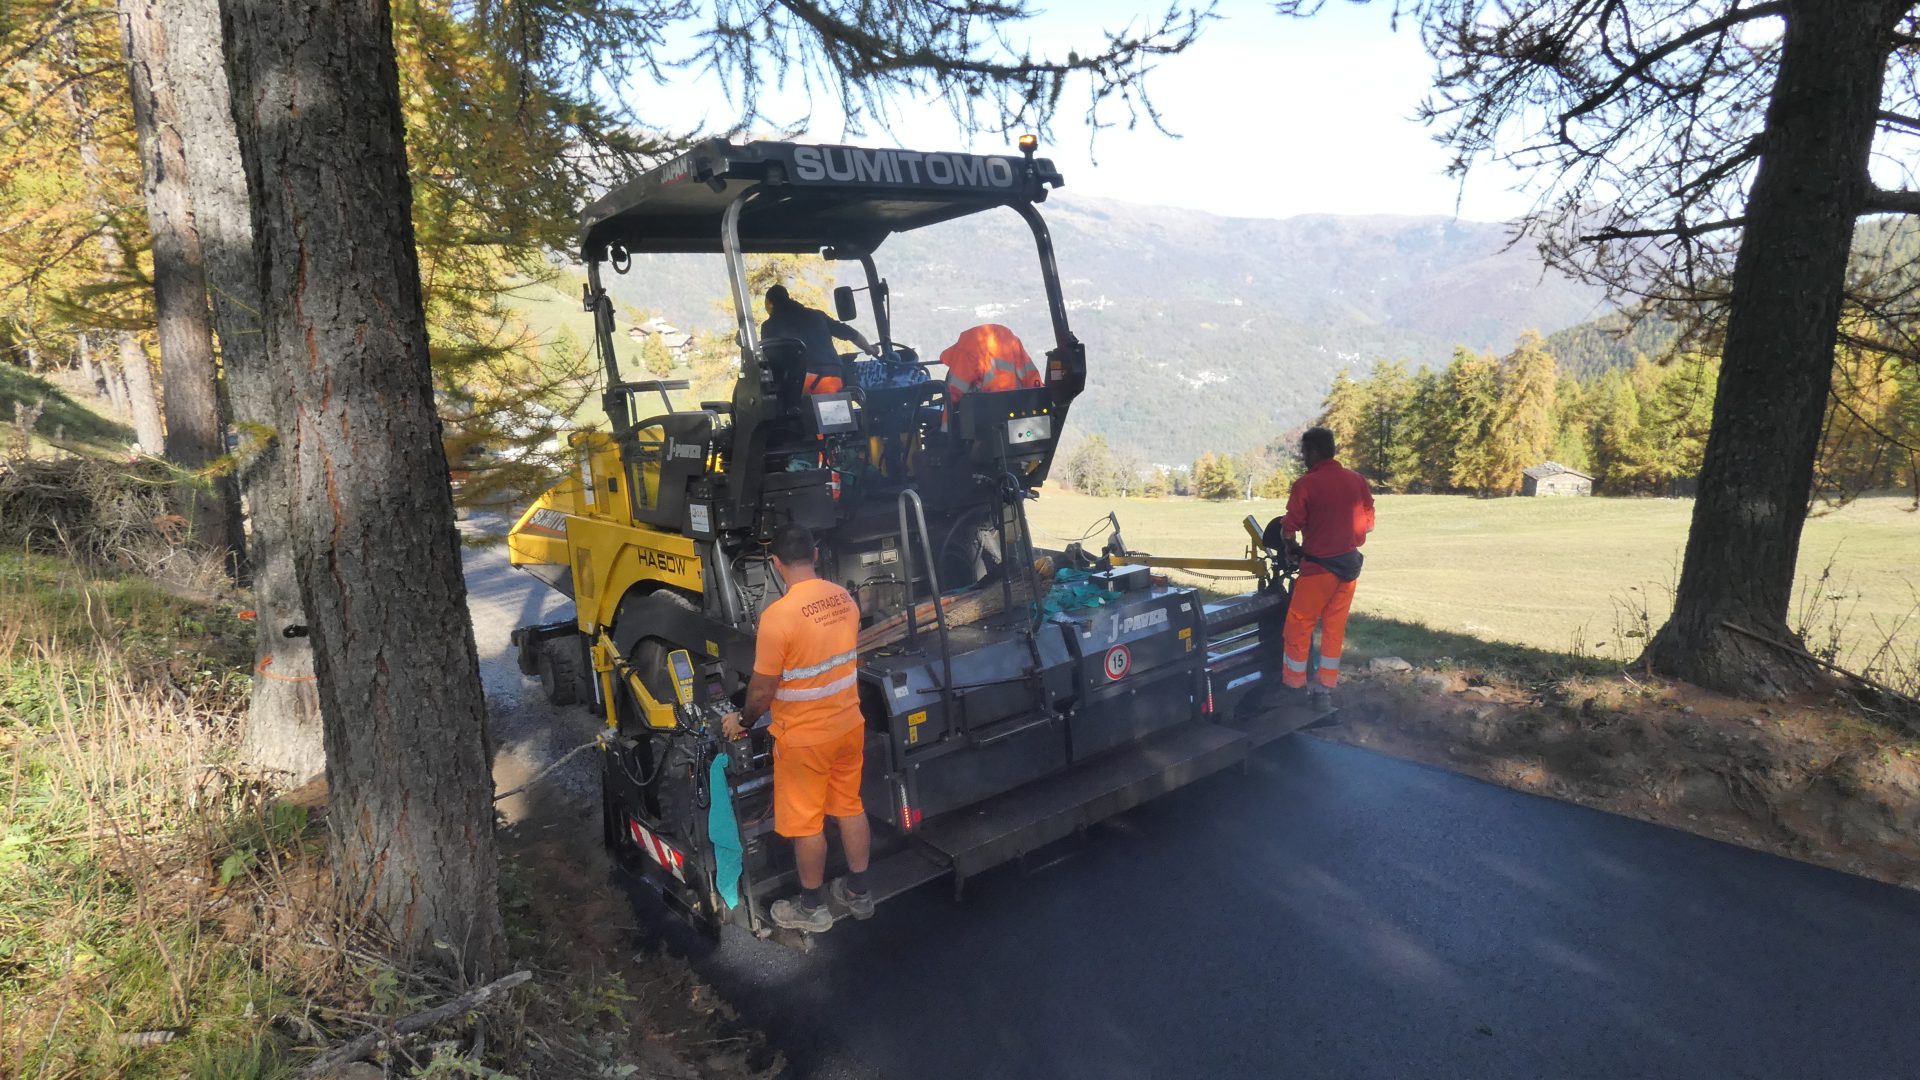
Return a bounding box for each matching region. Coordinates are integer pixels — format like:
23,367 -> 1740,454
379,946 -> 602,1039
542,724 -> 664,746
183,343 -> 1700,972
0,553 -> 280,1078
0,365 -> 134,456
1026,490 -> 1920,670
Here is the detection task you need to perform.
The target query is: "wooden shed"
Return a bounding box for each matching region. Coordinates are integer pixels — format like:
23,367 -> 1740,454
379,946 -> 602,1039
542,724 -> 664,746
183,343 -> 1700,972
1522,462 -> 1593,497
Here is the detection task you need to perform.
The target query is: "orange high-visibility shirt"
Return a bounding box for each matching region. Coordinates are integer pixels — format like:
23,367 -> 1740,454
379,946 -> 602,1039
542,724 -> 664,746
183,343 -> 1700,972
940,324 -> 1042,409
1279,458 -> 1376,577
753,578 -> 864,747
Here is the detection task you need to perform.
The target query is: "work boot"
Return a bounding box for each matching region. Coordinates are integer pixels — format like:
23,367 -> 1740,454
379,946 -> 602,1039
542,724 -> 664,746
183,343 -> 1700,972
831,877 -> 875,920
770,896 -> 833,933
1309,686 -> 1335,713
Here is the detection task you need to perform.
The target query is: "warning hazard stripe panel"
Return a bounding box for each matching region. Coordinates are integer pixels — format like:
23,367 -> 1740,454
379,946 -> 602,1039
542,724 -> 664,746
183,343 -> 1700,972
628,818 -> 688,882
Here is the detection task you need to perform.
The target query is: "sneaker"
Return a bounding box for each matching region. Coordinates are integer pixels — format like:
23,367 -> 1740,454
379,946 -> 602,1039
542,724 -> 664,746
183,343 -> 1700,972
831,877 -> 875,920
770,897 -> 833,933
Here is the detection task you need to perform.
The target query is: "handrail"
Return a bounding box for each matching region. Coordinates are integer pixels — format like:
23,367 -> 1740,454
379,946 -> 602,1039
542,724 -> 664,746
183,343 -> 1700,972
721,193 -> 759,357
896,489 -> 957,729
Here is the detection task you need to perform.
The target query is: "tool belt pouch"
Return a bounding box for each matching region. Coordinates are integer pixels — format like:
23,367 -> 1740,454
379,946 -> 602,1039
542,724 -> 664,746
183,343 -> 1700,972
1304,550 -> 1364,582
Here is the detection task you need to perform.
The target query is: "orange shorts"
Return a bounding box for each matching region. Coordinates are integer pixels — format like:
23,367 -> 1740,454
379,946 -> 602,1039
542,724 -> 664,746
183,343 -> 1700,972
772,724 -> 865,837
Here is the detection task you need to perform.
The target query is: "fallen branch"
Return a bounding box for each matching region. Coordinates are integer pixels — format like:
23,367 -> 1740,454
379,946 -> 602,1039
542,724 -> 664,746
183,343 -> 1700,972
296,969 -> 532,1079
1720,621 -> 1920,721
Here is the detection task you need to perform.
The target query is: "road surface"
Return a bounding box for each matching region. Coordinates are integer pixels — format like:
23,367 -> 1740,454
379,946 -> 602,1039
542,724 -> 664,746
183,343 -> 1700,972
462,524 -> 1920,1080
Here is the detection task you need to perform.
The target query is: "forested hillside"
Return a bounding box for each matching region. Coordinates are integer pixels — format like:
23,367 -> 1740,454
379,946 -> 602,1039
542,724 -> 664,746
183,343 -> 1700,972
586,195 -> 1613,461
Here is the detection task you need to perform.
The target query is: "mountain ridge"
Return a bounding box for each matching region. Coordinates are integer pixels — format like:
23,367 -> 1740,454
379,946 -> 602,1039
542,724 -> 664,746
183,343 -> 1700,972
585,192 -> 1618,461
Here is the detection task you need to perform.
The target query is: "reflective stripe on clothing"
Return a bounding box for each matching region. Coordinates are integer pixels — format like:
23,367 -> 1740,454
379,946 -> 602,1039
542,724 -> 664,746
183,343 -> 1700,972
775,672 -> 857,701
783,649 -> 858,682
1284,655 -> 1309,673
1318,655 -> 1341,670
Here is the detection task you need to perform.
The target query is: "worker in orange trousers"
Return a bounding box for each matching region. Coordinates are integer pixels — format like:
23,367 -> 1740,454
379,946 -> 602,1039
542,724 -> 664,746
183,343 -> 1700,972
1272,426 -> 1375,706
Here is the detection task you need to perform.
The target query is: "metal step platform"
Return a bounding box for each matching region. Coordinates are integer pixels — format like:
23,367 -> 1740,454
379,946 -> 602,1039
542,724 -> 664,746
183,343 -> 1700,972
915,720 -> 1252,882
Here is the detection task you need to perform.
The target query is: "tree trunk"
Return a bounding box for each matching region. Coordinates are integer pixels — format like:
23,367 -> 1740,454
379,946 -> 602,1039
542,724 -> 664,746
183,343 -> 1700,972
118,332 -> 166,453
221,0 -> 504,975
164,0 -> 322,774
1644,1 -> 1901,697
77,333 -> 106,400
103,348 -> 132,416
120,0 -> 245,572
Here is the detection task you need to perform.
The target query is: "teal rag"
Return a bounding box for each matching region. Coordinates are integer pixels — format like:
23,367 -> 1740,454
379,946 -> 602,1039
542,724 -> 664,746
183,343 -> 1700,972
1042,567 -> 1118,618
707,752 -> 744,909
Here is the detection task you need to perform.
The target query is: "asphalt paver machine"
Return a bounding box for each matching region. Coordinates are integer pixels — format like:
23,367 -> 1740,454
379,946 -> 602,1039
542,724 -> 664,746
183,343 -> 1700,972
508,138 -> 1321,938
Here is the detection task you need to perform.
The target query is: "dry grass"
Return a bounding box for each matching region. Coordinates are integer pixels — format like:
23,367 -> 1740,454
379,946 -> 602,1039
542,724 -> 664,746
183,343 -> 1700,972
0,456 -> 230,593
0,547 -> 772,1079
0,552 -> 294,1078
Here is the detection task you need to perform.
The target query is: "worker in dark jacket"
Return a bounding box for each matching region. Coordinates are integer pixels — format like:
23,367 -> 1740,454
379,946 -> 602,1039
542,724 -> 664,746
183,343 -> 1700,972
1272,426 -> 1375,706
760,285 -> 878,393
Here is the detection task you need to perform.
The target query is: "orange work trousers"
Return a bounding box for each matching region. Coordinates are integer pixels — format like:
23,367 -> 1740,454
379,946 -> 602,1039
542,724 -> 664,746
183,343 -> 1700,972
1282,569 -> 1357,689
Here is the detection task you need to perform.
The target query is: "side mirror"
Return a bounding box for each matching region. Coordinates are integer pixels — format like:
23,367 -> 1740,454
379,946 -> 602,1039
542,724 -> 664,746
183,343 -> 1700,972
666,648 -> 696,707
833,285 -> 858,322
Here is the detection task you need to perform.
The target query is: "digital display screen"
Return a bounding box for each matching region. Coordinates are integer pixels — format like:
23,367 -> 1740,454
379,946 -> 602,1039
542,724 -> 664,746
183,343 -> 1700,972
815,398 -> 855,430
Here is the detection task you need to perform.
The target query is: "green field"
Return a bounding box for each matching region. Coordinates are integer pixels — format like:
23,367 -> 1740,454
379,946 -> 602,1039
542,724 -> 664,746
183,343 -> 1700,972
1025,490 -> 1920,671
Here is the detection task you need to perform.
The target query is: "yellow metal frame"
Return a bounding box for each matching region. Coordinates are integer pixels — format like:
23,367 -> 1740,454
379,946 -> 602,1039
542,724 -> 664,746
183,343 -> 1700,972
510,429 -> 710,734
1110,515 -> 1274,583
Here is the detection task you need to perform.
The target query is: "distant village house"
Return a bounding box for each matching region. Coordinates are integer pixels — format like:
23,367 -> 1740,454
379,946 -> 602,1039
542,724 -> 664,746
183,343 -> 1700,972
626,316 -> 693,357
1522,462 -> 1593,497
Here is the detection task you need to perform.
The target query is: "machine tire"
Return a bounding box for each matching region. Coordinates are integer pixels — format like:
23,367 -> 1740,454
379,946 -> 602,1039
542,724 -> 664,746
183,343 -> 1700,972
515,631 -> 540,677
538,644 -> 581,706
612,587 -> 702,726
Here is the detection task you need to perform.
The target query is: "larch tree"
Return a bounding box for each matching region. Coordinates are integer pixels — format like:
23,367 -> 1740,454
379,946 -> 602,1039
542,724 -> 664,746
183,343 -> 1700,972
220,0 -> 509,973
160,0 -> 322,776
1,10 -> 167,453
1444,347 -> 1502,494
215,0 -> 1207,975
1316,367 -> 1366,463
117,0 -> 242,567
1492,330 -> 1559,489
1282,0 -> 1920,696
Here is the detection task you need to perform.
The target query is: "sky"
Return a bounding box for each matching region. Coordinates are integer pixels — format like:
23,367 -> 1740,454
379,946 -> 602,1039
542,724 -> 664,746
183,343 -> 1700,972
630,2 -> 1538,224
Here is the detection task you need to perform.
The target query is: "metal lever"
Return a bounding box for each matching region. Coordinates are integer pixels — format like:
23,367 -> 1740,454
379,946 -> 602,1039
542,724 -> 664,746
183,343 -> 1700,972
897,489 -> 957,736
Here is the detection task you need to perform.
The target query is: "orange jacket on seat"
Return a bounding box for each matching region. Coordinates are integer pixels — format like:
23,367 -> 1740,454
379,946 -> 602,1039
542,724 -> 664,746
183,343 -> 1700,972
939,324 -> 1042,412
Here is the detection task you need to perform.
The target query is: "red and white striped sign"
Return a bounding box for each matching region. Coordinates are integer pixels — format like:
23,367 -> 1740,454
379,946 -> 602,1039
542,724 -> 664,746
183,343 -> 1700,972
628,818 -> 687,882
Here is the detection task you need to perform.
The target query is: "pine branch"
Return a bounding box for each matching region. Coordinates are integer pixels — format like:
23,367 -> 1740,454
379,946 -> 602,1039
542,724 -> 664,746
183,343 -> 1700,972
1863,186 -> 1920,214
1557,2 -> 1789,138
1581,217 -> 1746,243
1878,109 -> 1920,133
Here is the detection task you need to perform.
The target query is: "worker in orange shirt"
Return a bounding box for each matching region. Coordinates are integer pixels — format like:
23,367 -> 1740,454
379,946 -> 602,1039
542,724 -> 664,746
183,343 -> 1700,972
1270,426 -> 1375,708
721,523 -> 872,931
939,323 -> 1042,413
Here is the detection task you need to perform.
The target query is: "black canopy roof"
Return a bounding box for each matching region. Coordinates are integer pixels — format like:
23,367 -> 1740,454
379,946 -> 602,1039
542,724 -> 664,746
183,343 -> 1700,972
579,139 -> 1064,258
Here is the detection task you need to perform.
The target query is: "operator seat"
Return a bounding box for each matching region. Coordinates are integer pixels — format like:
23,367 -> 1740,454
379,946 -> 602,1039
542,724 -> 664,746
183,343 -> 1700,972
758,336 -> 810,414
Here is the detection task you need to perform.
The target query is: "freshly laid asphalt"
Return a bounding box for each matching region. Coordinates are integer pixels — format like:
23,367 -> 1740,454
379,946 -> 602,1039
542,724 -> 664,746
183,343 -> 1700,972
463,521 -> 1920,1080
657,736 -> 1920,1080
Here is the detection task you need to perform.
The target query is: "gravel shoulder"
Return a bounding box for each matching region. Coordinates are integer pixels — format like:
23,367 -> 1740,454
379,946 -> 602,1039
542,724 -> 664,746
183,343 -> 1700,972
460,512 -> 605,824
